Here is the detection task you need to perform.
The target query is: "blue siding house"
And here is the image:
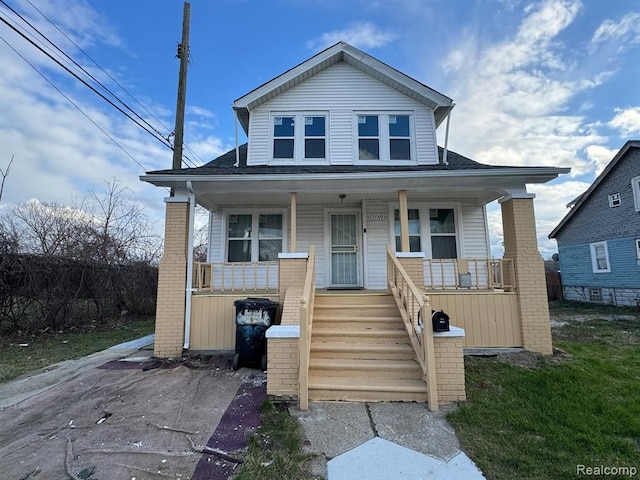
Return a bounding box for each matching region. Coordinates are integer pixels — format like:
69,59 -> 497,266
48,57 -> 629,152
549,140 -> 640,307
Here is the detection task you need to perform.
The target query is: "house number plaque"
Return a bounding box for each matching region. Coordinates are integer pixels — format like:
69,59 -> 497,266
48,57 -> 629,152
369,214 -> 386,220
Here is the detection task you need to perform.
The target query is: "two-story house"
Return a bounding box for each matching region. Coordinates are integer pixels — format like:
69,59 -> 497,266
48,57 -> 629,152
550,140 -> 640,306
141,42 -> 568,410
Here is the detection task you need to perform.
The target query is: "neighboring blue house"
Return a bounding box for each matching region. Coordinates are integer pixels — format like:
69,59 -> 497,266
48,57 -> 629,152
549,140 -> 640,307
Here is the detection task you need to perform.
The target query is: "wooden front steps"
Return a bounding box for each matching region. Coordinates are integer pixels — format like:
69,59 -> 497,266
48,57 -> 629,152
308,292 -> 427,402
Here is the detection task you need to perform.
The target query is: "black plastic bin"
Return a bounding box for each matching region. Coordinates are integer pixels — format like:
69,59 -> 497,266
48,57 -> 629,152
232,298 -> 279,371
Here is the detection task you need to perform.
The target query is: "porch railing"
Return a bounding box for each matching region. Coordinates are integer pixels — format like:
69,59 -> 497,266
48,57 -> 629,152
193,261 -> 279,293
424,258 -> 515,291
299,246 -> 316,411
387,245 -> 439,412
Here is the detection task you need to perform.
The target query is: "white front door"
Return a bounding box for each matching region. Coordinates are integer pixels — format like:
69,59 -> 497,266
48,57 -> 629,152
329,212 -> 362,287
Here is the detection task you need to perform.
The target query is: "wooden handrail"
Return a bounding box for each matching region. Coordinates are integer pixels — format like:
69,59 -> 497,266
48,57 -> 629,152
387,245 -> 439,411
299,245 -> 316,411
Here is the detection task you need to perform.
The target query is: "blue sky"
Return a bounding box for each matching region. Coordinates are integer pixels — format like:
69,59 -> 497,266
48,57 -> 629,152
1,0 -> 639,258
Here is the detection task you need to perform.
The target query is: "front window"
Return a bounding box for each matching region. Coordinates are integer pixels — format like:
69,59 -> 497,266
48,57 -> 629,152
590,241 -> 610,273
304,116 -> 325,159
389,115 -> 411,160
430,209 -> 457,259
356,113 -> 413,162
273,116 -> 295,159
227,212 -> 283,262
394,209 -> 421,252
358,115 -> 379,160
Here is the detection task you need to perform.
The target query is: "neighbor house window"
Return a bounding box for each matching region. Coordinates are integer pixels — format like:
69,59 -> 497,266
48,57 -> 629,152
589,288 -> 603,303
227,212 -> 283,262
356,113 -> 413,162
590,241 -> 610,273
393,209 -> 421,252
633,176 -> 640,211
608,193 -> 621,208
635,239 -> 640,260
430,209 -> 457,259
273,116 -> 295,159
272,113 -> 327,162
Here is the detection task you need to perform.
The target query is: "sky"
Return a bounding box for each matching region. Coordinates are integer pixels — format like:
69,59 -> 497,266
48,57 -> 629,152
1,0 -> 639,259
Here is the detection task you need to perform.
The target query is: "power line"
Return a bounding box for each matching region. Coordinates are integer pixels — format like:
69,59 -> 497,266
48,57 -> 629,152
0,32 -> 169,191
0,1 -> 202,169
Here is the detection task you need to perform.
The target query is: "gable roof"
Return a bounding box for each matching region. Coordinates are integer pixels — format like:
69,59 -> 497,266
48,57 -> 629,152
549,140 -> 640,239
232,42 -> 454,133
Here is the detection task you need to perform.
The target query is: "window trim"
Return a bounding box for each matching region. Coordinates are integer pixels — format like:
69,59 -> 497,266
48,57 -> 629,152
632,176 -> 640,212
355,112 -> 416,165
635,238 -> 640,260
590,241 -> 611,273
269,112 -> 329,165
222,208 -> 287,263
388,202 -> 463,258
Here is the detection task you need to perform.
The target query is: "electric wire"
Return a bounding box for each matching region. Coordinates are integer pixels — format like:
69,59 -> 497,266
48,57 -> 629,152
0,32 -> 170,194
0,1 -> 202,168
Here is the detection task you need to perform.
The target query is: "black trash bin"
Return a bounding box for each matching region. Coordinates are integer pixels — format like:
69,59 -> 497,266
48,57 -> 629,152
232,298 -> 279,371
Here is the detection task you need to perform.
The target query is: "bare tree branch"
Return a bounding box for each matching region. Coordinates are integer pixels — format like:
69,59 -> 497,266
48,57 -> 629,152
0,155 -> 14,204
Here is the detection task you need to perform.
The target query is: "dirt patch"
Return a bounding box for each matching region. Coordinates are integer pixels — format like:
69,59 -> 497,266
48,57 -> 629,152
0,355 -> 265,480
495,347 -> 572,370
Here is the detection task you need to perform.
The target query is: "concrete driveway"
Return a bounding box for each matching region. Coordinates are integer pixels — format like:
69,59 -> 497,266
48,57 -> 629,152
0,339 -> 266,480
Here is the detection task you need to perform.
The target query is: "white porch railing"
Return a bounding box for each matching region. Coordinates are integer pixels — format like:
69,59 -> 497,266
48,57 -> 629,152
193,261 -> 279,293
424,258 -> 515,291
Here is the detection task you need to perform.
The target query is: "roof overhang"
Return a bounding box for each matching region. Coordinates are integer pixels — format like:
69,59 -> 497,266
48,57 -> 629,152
232,42 -> 454,133
141,167 -> 569,210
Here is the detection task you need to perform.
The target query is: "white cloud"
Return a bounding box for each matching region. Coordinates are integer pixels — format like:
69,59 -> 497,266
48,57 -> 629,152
592,12 -> 640,45
585,144 -> 617,176
306,22 -> 397,51
608,106 -> 640,136
0,0 -> 223,235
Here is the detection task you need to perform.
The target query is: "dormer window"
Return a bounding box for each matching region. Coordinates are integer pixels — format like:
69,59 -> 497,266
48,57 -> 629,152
356,113 -> 414,163
273,116 -> 295,159
272,113 -> 327,163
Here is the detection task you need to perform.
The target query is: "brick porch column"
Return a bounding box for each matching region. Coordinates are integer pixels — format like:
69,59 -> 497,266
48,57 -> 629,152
396,252 -> 425,291
500,194 -> 552,355
278,253 -> 309,309
154,198 -> 189,358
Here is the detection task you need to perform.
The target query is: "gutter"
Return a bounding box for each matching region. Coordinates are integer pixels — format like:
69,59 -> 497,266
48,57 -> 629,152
183,181 -> 196,350
141,166 -> 571,185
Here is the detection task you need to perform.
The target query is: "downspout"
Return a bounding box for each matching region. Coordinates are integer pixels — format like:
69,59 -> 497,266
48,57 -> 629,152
442,107 -> 453,166
234,109 -> 240,167
183,180 -> 196,350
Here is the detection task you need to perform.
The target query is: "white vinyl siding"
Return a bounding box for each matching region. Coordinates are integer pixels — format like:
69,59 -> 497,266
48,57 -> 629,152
208,198 -> 489,290
246,62 -> 438,166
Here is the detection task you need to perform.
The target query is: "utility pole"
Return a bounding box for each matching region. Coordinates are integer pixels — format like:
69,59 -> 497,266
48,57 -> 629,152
172,2 -> 190,181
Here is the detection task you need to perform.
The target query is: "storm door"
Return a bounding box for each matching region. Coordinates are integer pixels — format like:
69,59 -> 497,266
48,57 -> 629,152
329,212 -> 362,287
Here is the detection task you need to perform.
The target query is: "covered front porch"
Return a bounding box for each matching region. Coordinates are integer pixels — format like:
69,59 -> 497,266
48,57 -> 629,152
144,159 -> 557,410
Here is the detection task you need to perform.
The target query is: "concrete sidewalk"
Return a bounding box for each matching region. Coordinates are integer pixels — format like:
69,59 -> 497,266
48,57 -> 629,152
290,401 -> 485,479
0,334 -> 155,408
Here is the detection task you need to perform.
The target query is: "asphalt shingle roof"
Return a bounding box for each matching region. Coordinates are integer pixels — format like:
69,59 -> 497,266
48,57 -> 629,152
147,144 -> 518,176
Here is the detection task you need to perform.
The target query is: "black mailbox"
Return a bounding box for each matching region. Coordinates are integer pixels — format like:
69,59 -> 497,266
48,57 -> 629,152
431,310 -> 450,332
